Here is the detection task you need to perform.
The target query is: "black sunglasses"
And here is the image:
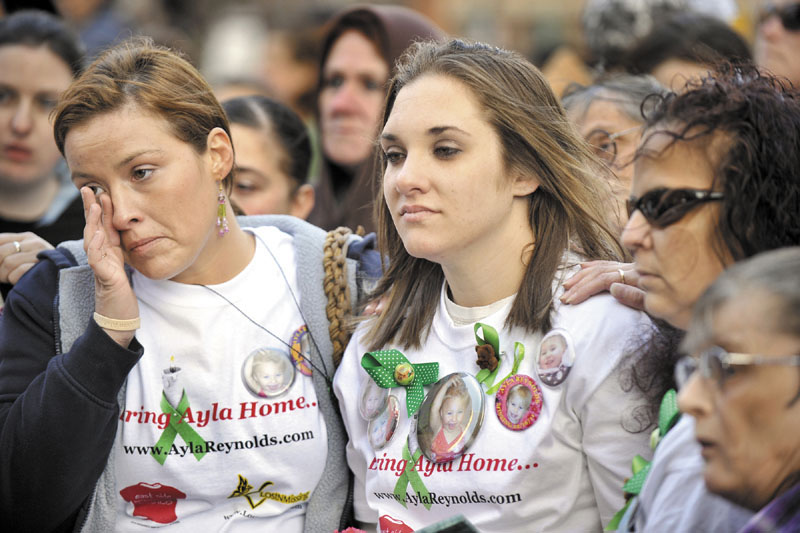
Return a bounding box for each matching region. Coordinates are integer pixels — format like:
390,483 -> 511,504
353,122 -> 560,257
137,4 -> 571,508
626,188 -> 724,228
759,3 -> 800,31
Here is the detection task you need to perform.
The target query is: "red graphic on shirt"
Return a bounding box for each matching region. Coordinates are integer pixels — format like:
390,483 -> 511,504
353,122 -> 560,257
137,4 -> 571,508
120,482 -> 187,524
380,514 -> 414,533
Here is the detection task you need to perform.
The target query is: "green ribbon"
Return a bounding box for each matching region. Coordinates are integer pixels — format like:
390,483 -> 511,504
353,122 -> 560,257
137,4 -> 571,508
393,442 -> 432,510
486,342 -> 525,395
151,390 -> 208,465
658,388 -> 681,438
361,350 -> 438,416
474,323 -> 503,389
606,389 -> 681,530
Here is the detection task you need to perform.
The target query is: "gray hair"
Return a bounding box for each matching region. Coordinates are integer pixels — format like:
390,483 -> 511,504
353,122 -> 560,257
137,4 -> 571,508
562,74 -> 667,124
682,247 -> 800,355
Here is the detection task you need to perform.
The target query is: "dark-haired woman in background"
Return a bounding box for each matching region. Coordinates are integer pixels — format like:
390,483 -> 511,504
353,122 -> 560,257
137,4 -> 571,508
222,95 -> 315,218
0,10 -> 84,300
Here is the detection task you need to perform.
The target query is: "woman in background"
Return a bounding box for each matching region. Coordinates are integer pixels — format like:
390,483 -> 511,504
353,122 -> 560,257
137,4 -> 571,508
308,4 -> 444,232
223,95 -> 315,218
0,10 -> 84,299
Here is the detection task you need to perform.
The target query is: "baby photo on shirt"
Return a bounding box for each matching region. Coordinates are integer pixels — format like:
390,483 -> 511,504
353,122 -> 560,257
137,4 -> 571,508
416,372 -> 484,464
242,347 -> 295,398
535,329 -> 575,387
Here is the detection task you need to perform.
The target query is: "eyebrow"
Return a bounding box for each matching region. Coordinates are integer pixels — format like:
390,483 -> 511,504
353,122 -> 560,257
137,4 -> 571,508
381,125 -> 470,142
70,149 -> 166,182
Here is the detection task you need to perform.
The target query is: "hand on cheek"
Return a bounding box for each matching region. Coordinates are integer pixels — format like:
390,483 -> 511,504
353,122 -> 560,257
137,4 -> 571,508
80,186 -> 140,347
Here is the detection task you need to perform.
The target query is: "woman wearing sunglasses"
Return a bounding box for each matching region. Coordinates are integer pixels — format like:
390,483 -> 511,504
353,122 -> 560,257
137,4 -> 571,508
570,66 -> 800,531
755,0 -> 800,86
677,247 -> 800,532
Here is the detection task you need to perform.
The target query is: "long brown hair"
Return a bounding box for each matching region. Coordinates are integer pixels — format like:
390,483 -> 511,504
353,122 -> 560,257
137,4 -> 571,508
365,39 -> 627,351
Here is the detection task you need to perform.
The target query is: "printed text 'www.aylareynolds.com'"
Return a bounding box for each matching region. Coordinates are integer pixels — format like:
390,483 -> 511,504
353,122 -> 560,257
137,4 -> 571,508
123,430 -> 314,458
374,490 -> 522,507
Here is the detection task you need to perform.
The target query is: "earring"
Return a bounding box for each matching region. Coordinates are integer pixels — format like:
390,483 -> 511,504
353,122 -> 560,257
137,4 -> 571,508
216,181 -> 229,236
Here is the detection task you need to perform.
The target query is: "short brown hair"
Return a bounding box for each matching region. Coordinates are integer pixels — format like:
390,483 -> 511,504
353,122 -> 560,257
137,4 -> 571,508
53,37 -> 233,186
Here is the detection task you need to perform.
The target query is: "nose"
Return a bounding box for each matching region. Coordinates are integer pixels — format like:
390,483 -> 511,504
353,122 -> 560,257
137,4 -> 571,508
10,99 -> 34,136
109,186 -> 143,231
326,81 -> 362,116
758,12 -> 784,41
621,210 -> 652,253
390,152 -> 429,197
677,373 -> 714,420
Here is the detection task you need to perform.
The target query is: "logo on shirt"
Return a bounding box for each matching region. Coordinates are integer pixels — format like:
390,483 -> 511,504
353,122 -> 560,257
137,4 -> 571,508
120,482 -> 186,524
228,474 -> 310,509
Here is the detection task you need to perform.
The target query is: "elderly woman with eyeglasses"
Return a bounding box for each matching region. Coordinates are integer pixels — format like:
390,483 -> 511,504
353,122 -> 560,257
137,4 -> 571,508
562,74 -> 667,232
677,247 -> 800,532
561,66 -> 800,532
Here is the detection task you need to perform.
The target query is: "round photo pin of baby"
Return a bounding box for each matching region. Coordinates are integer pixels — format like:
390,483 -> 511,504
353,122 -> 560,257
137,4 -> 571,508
536,329 -> 575,387
242,347 -> 296,398
495,374 -> 543,430
359,375 -> 389,420
368,394 -> 400,451
415,372 -> 484,464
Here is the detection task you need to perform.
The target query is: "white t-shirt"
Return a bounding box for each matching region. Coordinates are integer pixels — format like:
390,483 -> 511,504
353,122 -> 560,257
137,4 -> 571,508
334,279 -> 652,532
112,226 -> 328,531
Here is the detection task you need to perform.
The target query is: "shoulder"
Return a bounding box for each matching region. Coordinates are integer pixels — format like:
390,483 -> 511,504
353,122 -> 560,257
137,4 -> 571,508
0,247 -> 79,342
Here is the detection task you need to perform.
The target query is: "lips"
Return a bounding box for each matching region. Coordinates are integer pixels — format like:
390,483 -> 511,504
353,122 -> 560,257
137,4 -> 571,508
126,236 -> 161,254
399,205 -> 437,219
3,143 -> 33,163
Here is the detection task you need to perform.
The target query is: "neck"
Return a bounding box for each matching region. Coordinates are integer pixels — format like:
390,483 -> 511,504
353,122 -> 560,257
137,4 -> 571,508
172,209 -> 255,285
0,175 -> 59,221
442,202 -> 534,308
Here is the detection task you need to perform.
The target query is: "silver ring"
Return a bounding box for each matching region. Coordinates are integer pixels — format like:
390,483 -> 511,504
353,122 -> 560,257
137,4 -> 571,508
12,240 -> 21,254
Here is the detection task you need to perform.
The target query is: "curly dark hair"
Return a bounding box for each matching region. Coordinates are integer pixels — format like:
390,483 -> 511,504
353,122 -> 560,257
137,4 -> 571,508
641,64 -> 800,262
627,65 -> 800,429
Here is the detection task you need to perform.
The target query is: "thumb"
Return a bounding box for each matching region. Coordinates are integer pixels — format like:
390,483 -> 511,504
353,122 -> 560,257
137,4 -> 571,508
610,282 -> 646,311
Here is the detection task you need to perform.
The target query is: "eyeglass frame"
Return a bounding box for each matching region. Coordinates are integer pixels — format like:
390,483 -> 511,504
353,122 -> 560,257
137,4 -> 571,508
759,2 -> 800,32
626,188 -> 724,229
675,345 -> 800,391
585,125 -> 642,167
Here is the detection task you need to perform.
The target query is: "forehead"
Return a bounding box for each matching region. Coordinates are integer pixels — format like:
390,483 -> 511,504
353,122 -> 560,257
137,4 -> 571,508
63,105 -> 177,163
384,74 -> 489,134
632,127 -> 722,191
0,44 -> 72,91
574,94 -> 640,134
324,30 -> 387,75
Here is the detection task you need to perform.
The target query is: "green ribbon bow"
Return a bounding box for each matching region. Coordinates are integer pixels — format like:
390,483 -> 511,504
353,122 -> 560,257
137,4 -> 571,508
361,349 -> 438,416
605,389 -> 681,531
486,342 -> 525,395
474,323 -> 503,389
151,390 -> 208,465
393,442 -> 432,510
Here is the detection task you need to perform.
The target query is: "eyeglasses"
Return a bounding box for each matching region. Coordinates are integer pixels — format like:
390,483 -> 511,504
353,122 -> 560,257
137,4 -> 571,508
626,188 -> 724,228
675,345 -> 800,390
586,126 -> 641,167
759,3 -> 800,32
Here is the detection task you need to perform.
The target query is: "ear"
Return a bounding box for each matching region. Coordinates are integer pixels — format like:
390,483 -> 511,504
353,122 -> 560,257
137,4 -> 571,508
206,127 -> 234,181
289,183 -> 315,220
511,170 -> 539,198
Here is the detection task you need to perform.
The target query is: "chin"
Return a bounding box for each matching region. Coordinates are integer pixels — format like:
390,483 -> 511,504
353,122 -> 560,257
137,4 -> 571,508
643,293 -> 689,329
